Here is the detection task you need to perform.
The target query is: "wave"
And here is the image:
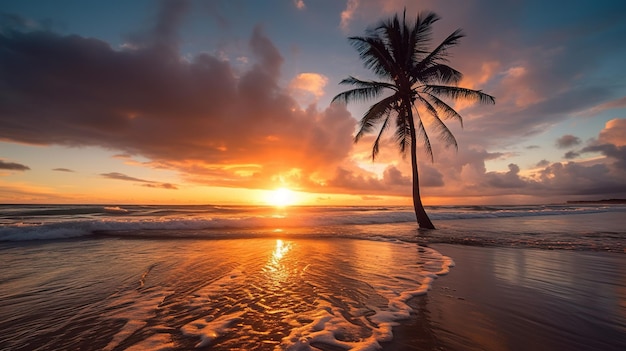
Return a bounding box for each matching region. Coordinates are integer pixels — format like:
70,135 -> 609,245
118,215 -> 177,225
1,204 -> 625,243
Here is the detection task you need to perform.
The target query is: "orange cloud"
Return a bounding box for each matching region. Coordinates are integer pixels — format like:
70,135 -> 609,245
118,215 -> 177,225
340,0 -> 359,31
0,12 -> 355,193
598,118 -> 626,147
294,0 -> 306,10
289,72 -> 328,98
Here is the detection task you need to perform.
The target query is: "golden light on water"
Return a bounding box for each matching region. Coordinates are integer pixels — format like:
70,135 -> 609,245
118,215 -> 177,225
264,239 -> 293,286
271,239 -> 291,263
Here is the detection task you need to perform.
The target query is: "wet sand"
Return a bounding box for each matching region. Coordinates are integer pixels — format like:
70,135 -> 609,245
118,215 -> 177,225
385,244 -> 626,351
2,238 -> 625,350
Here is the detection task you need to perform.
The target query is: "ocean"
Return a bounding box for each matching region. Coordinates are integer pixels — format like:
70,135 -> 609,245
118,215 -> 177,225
1,204 -> 625,350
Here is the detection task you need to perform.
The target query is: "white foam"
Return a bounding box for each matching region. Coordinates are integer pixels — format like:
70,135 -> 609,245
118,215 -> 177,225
181,311 -> 245,348
280,301 -> 383,351
102,287 -> 173,351
279,245 -> 454,350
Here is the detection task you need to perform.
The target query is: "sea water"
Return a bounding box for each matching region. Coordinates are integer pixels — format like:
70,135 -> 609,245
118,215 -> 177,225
0,204 -> 624,350
1,204 -> 625,250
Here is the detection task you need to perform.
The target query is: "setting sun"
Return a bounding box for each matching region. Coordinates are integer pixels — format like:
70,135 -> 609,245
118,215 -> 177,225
266,187 -> 297,207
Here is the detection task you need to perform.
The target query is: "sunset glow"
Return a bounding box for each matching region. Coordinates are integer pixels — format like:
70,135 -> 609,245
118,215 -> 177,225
0,1 -> 624,205
265,188 -> 298,207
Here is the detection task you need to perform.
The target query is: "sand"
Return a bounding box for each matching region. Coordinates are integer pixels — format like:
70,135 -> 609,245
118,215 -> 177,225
384,244 -> 626,351
2,237 -> 625,350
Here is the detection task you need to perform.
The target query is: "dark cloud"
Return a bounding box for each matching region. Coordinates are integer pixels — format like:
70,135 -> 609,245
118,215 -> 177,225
581,144 -> 626,170
556,134 -> 582,149
564,151 -> 580,159
0,160 -> 30,171
535,159 -> 550,168
100,172 -> 178,190
483,163 -> 528,189
2,1 -> 626,202
328,167 -> 385,193
101,172 -> 149,183
0,3 -> 355,191
535,161 -> 626,196
142,182 -> 178,190
52,168 -> 74,172
382,166 -> 410,187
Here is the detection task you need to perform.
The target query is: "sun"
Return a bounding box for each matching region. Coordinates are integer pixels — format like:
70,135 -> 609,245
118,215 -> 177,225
266,187 -> 297,207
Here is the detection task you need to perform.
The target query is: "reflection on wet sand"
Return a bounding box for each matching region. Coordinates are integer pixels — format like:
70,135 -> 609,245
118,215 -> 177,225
0,238 -> 452,350
263,239 -> 293,288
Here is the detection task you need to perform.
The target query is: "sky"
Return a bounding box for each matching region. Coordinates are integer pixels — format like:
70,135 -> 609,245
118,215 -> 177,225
1,0 -> 625,206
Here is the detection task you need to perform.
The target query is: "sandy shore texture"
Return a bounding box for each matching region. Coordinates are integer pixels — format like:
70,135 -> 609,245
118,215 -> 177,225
2,238 -> 625,350
385,244 -> 626,351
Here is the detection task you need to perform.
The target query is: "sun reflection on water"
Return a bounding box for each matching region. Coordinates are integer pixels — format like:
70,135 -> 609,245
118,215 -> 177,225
271,239 -> 290,263
264,239 -> 293,286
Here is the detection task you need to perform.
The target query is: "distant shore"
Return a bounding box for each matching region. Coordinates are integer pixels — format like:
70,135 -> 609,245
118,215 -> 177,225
567,198 -> 626,204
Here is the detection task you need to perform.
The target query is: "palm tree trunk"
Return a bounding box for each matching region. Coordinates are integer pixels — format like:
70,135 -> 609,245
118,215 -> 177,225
407,107 -> 436,229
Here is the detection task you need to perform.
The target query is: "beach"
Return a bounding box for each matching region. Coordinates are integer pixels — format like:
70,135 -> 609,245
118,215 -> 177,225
1,204 -> 625,350
387,244 -> 626,351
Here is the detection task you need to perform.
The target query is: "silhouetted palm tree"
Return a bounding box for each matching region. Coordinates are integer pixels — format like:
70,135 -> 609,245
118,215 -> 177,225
333,11 -> 495,229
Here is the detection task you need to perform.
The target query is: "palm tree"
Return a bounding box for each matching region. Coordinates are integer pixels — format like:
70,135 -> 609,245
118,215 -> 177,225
332,11 -> 495,229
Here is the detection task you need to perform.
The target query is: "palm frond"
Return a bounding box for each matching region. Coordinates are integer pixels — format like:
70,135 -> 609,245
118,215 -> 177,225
418,64 -> 463,85
337,76 -> 397,90
335,9 -> 494,168
415,96 -> 458,151
354,94 -> 398,142
423,92 -> 464,127
332,77 -> 395,104
411,12 -> 439,55
412,29 -> 464,77
378,12 -> 410,69
414,94 -> 439,119
348,36 -> 398,79
425,85 -> 496,104
372,115 -> 391,160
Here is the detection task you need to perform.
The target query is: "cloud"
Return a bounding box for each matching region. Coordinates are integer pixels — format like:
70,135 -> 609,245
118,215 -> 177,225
598,118 -> 626,146
0,4 -> 355,192
100,172 -> 178,190
563,151 -> 580,159
294,0 -> 306,10
290,73 -> 328,98
0,160 -> 30,171
2,1 -> 625,203
142,182 -> 178,190
52,168 -> 75,172
578,119 -> 626,169
340,0 -> 359,31
344,126 -> 626,201
484,163 -> 528,189
345,0 -> 626,154
585,96 -> 626,116
101,172 -> 150,183
556,134 -> 582,149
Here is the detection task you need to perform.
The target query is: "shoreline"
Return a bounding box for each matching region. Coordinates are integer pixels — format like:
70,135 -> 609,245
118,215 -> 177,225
384,244 -> 626,351
2,233 -> 625,350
